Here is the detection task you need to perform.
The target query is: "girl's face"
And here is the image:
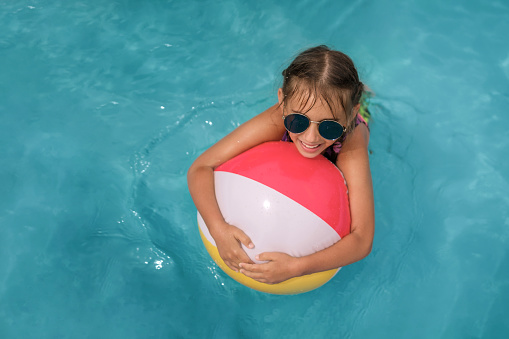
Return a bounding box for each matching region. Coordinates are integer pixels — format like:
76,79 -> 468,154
279,88 -> 347,159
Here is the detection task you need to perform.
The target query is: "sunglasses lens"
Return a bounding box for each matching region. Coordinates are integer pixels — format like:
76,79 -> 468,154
318,120 -> 344,140
284,114 -> 309,134
284,113 -> 344,140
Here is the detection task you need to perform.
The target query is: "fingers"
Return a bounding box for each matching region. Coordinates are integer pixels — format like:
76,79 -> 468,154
213,224 -> 255,272
220,247 -> 250,271
238,263 -> 272,284
255,252 -> 274,262
233,228 -> 254,250
239,252 -> 276,272
238,252 -> 296,284
222,249 -> 252,272
223,229 -> 254,271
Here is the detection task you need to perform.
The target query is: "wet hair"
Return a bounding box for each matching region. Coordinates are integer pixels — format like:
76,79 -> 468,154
281,45 -> 364,133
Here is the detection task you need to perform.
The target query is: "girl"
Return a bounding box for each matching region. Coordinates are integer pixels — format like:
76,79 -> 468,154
187,45 -> 374,285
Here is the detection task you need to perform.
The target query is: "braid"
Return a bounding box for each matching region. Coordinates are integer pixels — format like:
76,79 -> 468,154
343,81 -> 365,133
353,81 -> 364,105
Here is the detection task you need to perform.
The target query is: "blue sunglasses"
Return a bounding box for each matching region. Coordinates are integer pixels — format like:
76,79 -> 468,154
283,113 -> 346,140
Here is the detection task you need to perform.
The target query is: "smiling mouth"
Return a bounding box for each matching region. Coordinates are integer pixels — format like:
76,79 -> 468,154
299,140 -> 321,150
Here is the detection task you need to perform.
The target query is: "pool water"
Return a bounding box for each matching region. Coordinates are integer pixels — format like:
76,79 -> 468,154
1,0 -> 508,338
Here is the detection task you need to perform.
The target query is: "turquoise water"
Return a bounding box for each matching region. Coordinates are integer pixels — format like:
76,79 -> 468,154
1,0 -> 508,338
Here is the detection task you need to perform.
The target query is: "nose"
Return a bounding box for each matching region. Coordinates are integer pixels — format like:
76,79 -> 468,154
301,122 -> 321,142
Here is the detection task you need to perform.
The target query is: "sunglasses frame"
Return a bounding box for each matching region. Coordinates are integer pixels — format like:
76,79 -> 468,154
282,112 -> 346,140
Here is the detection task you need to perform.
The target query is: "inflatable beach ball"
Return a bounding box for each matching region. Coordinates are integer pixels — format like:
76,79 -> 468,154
197,141 -> 350,294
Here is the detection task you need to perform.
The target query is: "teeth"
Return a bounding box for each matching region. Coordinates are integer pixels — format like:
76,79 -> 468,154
301,141 -> 319,149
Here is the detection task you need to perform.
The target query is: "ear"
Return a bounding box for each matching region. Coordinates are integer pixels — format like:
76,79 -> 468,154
277,88 -> 284,106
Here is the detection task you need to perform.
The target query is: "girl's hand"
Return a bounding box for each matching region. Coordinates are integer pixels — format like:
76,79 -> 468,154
238,252 -> 301,284
211,223 -> 255,272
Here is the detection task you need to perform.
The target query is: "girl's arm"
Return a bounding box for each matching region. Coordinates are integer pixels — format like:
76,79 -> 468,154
239,123 -> 374,284
187,103 -> 286,272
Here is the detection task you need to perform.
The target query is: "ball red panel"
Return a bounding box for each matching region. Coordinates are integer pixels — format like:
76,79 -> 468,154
216,141 -> 351,238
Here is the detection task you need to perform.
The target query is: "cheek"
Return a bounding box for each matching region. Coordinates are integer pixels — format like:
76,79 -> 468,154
323,139 -> 336,148
288,132 -> 298,143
